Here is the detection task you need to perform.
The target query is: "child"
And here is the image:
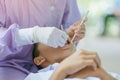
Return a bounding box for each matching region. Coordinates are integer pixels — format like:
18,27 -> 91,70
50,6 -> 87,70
24,43 -> 120,80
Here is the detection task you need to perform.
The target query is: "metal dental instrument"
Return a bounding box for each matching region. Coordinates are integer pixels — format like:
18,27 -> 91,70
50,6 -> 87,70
70,11 -> 89,44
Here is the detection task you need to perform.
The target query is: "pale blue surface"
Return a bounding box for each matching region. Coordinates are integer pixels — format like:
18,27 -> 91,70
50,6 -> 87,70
25,63 -> 120,80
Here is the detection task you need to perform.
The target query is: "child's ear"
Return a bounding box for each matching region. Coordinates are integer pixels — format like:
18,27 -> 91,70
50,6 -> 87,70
34,56 -> 46,66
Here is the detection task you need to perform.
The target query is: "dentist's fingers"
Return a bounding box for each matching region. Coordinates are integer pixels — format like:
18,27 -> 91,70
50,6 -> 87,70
72,34 -> 85,41
54,31 -> 69,47
62,32 -> 69,41
57,37 -> 68,47
57,40 -> 65,47
74,24 -> 85,33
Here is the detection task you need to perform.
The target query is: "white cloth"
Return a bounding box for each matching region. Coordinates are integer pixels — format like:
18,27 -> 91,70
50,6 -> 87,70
24,63 -> 120,80
15,26 -> 69,48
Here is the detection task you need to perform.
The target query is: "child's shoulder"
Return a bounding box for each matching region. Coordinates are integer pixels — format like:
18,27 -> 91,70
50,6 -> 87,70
38,63 -> 59,72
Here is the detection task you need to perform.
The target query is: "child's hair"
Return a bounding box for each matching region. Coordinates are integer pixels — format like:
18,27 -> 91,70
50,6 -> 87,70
32,43 -> 43,69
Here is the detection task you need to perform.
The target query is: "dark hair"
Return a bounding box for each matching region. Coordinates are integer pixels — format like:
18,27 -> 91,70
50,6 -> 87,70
32,43 -> 43,69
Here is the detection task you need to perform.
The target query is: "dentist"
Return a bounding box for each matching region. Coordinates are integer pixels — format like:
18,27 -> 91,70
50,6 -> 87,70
0,0 -> 83,80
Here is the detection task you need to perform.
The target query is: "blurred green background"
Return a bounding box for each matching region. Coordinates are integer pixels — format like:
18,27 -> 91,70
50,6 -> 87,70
77,0 -> 120,37
77,0 -> 120,74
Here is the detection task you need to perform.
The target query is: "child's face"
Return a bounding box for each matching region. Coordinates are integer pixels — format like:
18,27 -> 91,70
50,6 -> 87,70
35,43 -> 75,67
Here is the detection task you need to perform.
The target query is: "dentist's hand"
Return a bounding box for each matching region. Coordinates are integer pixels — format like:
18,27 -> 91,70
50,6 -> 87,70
67,20 -> 86,42
15,26 -> 69,48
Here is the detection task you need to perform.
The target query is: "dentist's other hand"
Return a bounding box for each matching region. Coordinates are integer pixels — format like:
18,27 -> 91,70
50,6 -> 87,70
15,26 -> 69,48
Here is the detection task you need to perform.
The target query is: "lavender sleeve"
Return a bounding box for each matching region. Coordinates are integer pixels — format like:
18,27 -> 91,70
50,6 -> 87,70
0,25 -> 23,61
0,1 -> 22,60
62,0 -> 81,30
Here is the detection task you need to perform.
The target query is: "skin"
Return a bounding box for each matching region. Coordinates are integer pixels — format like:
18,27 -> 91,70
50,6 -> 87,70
34,44 -> 115,80
49,50 -> 115,80
68,67 -> 116,80
34,20 -> 86,67
34,43 -> 75,68
67,20 -> 86,42
34,21 -> 115,80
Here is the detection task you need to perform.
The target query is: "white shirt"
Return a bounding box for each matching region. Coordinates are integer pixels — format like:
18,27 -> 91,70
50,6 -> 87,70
24,63 -> 120,80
